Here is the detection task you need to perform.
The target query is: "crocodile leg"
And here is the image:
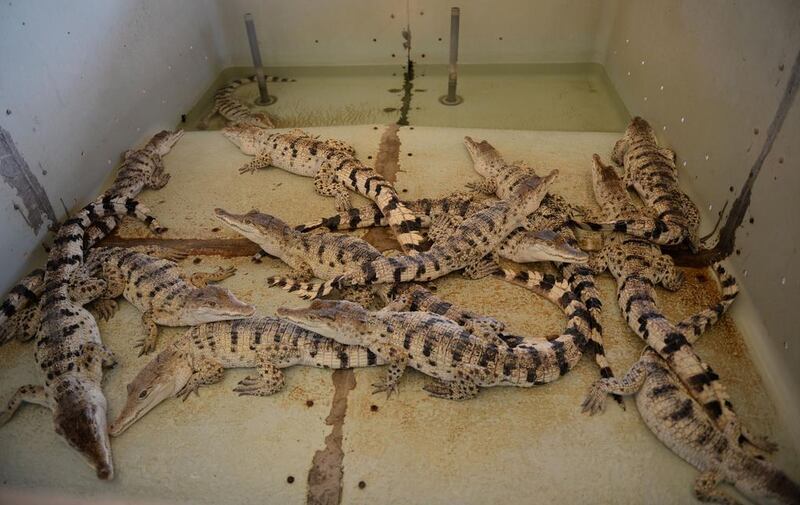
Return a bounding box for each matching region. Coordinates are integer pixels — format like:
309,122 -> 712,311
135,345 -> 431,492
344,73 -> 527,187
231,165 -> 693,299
239,152 -> 273,175
190,266 -> 237,288
463,254 -> 500,279
654,255 -> 684,291
233,346 -> 302,397
314,169 -> 352,212
693,470 -> 739,505
68,275 -> 108,305
0,305 -> 41,343
581,359 -> 649,414
94,261 -> 126,321
371,344 -> 409,398
465,177 -> 498,195
177,356 -> 225,400
0,385 -> 48,426
135,310 -> 161,356
422,367 -> 483,400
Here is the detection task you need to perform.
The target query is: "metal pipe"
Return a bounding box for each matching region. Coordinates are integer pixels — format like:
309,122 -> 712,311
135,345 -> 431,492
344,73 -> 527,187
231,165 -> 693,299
439,7 -> 463,105
244,13 -> 276,105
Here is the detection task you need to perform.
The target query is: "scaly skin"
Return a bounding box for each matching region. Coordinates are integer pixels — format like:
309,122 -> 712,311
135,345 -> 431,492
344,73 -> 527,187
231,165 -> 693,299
215,208 -> 384,305
199,75 -> 289,129
109,316 -> 384,436
83,247 -> 254,355
0,196 -> 166,480
0,130 -> 183,345
296,192 -> 588,264
572,117 -> 700,247
462,136 -> 618,397
583,349 -> 800,505
587,154 -> 765,456
222,126 -> 427,254
271,172 -> 558,299
278,274 -> 590,399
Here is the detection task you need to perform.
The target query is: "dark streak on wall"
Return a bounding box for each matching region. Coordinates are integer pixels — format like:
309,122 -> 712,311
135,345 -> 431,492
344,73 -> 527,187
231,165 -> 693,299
0,126 -> 56,233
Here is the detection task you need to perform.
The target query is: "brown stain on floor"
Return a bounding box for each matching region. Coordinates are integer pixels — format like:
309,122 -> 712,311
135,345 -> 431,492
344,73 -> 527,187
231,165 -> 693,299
306,369 -> 356,505
362,123 -> 404,251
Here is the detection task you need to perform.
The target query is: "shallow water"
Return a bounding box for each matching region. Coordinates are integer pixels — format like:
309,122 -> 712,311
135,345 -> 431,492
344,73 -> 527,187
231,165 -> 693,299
183,63 -> 629,132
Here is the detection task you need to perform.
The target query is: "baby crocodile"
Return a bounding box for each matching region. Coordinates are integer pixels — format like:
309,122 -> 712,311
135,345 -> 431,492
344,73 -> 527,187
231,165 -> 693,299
272,171 -> 558,299
109,316 -> 383,435
573,117 -> 700,248
1,196 -> 165,479
199,75 -> 286,129
587,154 -> 767,456
278,269 -> 590,400
583,348 -> 800,505
223,126 -> 427,254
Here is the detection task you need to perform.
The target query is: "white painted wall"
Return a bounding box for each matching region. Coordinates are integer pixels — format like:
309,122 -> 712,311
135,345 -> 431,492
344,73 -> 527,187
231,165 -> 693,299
215,0 -> 614,66
0,0 -> 227,292
601,0 -> 800,446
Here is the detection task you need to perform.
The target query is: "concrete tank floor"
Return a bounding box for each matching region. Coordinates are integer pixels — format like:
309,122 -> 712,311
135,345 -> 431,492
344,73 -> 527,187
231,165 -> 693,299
0,126 -> 797,504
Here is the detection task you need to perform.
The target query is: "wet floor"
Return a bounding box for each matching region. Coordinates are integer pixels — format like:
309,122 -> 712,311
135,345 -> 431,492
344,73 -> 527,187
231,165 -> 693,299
1,126 -> 797,504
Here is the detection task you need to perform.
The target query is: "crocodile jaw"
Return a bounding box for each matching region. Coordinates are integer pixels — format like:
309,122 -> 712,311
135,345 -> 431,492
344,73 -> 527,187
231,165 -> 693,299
278,300 -> 370,345
51,378 -> 114,479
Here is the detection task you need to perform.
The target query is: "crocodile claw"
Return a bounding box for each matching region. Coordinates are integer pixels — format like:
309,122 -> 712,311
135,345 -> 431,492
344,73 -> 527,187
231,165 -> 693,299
371,381 -> 399,399
134,337 -> 158,356
580,380 -> 608,416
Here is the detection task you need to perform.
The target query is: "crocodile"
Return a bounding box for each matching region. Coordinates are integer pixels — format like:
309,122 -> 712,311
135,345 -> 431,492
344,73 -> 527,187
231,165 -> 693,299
295,191 -> 588,265
462,136 -> 618,398
215,207 -> 386,307
586,154 -> 767,455
277,268 -> 590,399
0,196 -> 166,479
270,171 -> 558,299
109,316 -> 384,436
199,75 -> 289,129
571,117 -> 700,248
582,348 -> 800,505
0,130 -> 184,345
83,246 -> 255,355
222,126 -> 427,254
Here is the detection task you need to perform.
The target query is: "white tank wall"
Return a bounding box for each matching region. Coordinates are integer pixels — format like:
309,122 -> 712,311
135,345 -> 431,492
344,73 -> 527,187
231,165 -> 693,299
0,0 -> 227,292
602,0 -> 800,446
215,0 -> 615,66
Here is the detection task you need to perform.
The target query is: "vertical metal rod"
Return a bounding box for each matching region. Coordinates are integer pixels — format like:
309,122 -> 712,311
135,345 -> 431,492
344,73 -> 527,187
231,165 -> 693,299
440,7 -> 463,105
244,13 -> 276,105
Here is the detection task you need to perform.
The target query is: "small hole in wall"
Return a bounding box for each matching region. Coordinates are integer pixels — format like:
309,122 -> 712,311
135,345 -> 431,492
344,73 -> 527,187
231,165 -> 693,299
779,63 -> 785,71
390,13 -> 395,18
419,10 -> 424,15
372,38 -> 377,42
753,128 -> 759,135
421,54 -> 426,58
314,39 -> 319,43
391,53 -> 396,58
80,151 -> 84,157
67,31 -> 70,35
438,37 -> 442,41
729,186 -> 734,192
749,217 -> 754,224
5,109 -> 10,115
498,36 -> 503,40
735,249 -> 741,256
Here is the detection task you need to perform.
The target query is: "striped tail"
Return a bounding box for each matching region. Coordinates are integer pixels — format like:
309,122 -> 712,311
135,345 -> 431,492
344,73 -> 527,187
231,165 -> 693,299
337,168 -> 427,254
295,205 -> 388,233
0,269 -> 45,345
677,263 -> 739,343
266,275 -> 345,300
557,263 -> 622,405
571,216 -> 686,246
200,75 -> 292,129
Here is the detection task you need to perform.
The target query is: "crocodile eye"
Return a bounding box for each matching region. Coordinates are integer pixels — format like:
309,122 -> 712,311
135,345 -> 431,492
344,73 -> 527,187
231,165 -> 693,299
207,301 -> 217,307
138,389 -> 149,400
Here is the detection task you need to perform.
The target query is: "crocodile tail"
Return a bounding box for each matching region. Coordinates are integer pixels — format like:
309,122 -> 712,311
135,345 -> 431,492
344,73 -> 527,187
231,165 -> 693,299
571,217 -> 687,246
337,167 -> 427,254
295,205 -> 387,233
676,263 -> 739,342
266,276 -> 345,300
0,269 -> 45,346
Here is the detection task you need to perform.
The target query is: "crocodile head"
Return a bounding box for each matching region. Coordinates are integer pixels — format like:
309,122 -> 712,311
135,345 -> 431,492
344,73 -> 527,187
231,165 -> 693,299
506,229 -> 588,264
612,116 -> 656,164
278,300 -> 371,345
515,170 -> 558,216
463,136 -> 506,177
109,345 -> 193,436
214,208 -> 294,257
222,124 -> 267,155
148,129 -> 185,156
182,286 -> 255,325
50,377 -> 114,479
